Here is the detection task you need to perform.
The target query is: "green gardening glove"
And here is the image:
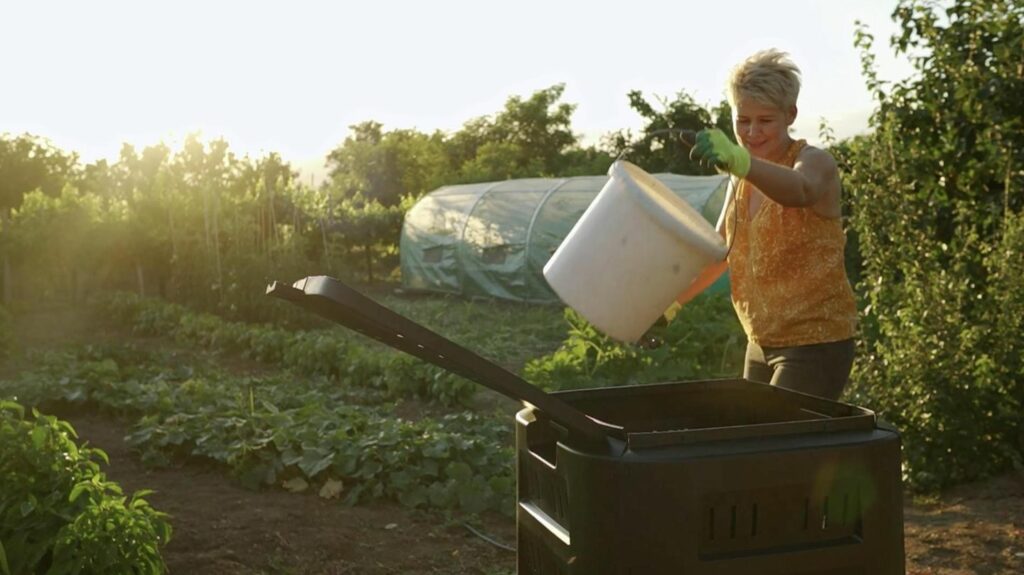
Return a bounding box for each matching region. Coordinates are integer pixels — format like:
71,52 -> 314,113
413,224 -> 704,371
689,129 -> 751,178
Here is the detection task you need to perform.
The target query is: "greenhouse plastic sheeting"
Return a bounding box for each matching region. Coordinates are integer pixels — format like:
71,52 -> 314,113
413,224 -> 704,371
400,173 -> 730,303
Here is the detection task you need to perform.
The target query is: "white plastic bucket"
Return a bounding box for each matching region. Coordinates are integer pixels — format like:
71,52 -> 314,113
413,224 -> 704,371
542,160 -> 728,342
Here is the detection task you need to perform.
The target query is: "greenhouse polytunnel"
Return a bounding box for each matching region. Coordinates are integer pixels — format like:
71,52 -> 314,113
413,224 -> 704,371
400,172 -> 730,303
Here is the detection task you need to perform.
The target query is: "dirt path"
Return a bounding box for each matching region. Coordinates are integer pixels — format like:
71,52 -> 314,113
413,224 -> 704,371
904,474 -> 1024,574
5,304 -> 1024,574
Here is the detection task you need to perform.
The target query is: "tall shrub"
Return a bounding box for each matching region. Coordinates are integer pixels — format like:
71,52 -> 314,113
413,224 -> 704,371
842,0 -> 1024,489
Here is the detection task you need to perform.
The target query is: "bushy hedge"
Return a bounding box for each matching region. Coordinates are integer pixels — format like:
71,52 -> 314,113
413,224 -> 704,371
0,401 -> 171,575
841,0 -> 1024,489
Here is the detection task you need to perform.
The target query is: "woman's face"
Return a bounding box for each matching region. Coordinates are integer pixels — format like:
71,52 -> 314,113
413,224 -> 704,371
732,95 -> 797,161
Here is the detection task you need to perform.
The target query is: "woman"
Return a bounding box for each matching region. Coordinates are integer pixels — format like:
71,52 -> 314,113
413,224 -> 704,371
676,49 -> 858,401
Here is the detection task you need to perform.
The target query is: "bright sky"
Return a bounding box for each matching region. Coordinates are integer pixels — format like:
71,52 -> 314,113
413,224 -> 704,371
1,0 -> 913,179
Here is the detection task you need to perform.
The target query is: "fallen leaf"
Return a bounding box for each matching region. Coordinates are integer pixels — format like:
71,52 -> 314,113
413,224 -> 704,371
283,477 -> 309,493
319,478 -> 344,499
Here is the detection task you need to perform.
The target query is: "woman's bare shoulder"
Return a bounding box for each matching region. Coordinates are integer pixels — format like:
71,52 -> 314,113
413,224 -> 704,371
796,145 -> 838,170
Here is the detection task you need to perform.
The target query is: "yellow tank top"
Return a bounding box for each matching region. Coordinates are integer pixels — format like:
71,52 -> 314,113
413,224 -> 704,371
724,139 -> 858,347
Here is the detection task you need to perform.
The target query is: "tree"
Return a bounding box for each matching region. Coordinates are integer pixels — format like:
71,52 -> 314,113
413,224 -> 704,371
0,134 -> 77,208
0,134 -> 78,303
172,135 -> 236,296
325,193 -> 406,283
488,83 -> 578,176
842,0 -> 1024,489
602,90 -> 732,175
231,152 -> 300,259
108,143 -> 176,298
324,123 -> 449,280
447,84 -> 581,182
77,159 -> 117,203
326,122 -> 448,207
4,186 -> 102,302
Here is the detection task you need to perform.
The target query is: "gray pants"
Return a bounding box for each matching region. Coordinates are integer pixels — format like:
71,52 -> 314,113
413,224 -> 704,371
744,338 -> 855,401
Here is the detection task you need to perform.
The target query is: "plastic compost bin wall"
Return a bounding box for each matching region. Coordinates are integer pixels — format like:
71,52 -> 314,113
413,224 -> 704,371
515,379 -> 905,575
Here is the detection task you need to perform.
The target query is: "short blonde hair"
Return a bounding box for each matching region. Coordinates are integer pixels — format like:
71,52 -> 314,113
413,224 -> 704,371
727,49 -> 801,110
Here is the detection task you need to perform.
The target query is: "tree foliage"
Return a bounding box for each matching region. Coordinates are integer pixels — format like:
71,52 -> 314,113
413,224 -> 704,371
443,84 -> 583,182
0,84 -> 728,310
603,90 -> 733,175
0,134 -> 77,213
326,122 -> 448,207
0,134 -> 80,303
842,0 -> 1024,489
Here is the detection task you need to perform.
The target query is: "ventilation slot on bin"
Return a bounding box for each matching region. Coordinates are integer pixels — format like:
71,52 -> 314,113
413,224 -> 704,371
519,534 -> 569,575
700,483 -> 864,560
521,451 -> 570,527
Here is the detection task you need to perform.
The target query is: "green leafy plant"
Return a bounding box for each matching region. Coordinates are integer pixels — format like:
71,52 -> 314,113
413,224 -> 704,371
524,293 -> 745,391
0,401 -> 171,574
102,292 -> 481,406
842,0 -> 1024,489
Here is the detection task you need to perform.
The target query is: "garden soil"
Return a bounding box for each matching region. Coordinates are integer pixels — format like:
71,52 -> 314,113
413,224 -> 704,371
5,306 -> 1024,574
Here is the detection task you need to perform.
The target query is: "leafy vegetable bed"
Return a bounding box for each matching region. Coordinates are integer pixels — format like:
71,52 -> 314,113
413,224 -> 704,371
0,346 -> 515,515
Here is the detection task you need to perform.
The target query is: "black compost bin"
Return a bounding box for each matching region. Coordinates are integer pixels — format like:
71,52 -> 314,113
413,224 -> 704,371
516,379 -> 904,575
266,276 -> 905,575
